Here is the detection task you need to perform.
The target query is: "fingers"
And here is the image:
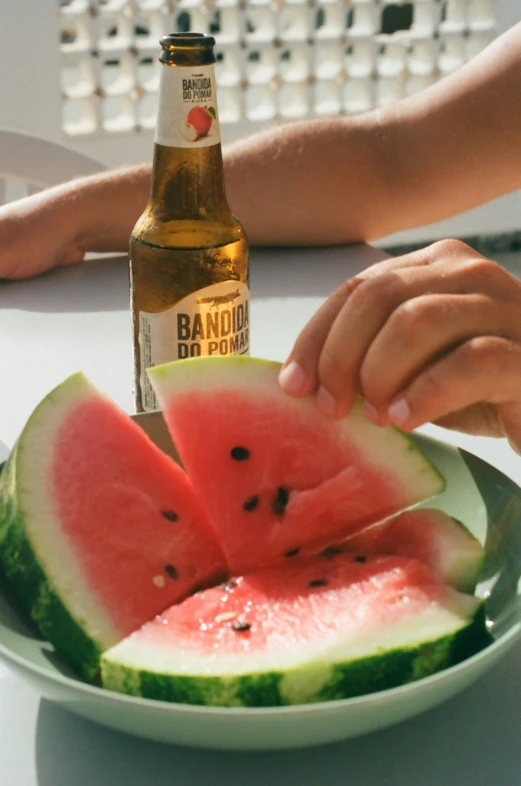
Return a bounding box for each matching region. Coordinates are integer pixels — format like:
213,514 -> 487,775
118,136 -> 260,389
384,336 -> 521,449
345,238 -> 469,279
278,245 -> 443,398
307,254 -> 504,418
358,291 -> 503,419
280,252 -> 457,411
280,238 -> 521,430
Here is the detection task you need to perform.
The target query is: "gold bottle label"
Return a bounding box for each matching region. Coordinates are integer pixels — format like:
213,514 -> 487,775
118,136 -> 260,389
139,280 -> 250,411
155,63 -> 221,149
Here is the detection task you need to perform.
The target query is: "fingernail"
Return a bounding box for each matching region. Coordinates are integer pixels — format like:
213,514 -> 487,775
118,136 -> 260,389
279,361 -> 306,395
363,401 -> 380,425
388,397 -> 411,427
316,385 -> 337,418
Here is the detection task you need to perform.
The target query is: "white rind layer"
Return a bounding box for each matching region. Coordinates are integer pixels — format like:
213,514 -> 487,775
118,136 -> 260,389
103,591 -> 480,678
148,356 -> 445,504
13,372 -> 121,649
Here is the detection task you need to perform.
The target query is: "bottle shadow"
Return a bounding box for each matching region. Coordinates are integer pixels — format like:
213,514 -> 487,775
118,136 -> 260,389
0,244 -> 386,316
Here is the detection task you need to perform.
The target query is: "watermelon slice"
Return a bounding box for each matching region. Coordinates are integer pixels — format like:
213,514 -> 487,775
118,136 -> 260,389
148,356 -> 446,574
101,552 -> 491,707
0,373 -> 226,680
335,508 -> 485,594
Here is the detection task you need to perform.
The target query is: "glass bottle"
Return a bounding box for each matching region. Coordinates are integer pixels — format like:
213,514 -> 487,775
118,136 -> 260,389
129,33 -> 250,412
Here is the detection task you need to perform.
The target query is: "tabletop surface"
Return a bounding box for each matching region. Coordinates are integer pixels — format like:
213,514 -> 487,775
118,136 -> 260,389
1,244 -> 521,786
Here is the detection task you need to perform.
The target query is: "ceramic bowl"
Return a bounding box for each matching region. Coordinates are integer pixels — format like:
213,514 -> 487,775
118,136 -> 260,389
1,416 -> 520,750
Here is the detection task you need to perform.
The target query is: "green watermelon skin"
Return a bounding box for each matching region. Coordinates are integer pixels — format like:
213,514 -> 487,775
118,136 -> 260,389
101,554 -> 492,707
0,454 -> 101,680
102,610 -> 489,707
0,373 -> 227,682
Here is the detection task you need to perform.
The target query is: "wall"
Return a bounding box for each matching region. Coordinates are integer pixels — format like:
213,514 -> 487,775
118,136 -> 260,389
0,1 -> 518,246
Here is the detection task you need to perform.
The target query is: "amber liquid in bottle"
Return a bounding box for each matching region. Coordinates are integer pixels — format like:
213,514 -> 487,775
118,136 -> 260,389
129,33 -> 249,412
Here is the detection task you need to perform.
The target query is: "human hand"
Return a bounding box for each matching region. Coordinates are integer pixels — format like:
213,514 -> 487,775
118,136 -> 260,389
278,239 -> 521,454
0,188 -> 87,280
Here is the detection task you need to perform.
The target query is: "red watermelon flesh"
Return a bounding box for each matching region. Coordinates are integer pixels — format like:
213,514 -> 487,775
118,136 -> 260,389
52,393 -> 226,638
148,357 -> 445,575
0,372 -> 226,677
101,551 -> 489,706
125,555 -> 459,654
335,508 -> 485,593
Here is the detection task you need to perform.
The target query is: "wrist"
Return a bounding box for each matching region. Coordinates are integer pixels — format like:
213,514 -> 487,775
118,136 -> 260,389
42,174 -> 116,257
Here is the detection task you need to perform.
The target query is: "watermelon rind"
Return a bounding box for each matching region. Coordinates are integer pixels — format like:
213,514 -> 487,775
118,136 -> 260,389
148,356 -> 446,498
443,515 -> 485,593
101,601 -> 490,708
340,508 -> 485,594
0,374 -> 111,680
148,357 -> 446,568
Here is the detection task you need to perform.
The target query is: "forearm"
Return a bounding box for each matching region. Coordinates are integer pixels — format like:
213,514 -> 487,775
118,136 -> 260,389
230,22 -> 521,246
50,116 -> 387,252
371,22 -> 521,235
40,19 -> 521,254
223,114 -> 388,246
58,163 -> 151,254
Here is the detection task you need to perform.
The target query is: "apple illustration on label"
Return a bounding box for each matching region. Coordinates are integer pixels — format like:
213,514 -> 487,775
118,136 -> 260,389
181,106 -> 216,142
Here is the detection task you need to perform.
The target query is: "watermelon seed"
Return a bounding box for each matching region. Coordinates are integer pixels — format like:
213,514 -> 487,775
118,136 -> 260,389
221,579 -> 238,591
215,611 -> 237,623
243,495 -> 259,512
231,619 -> 251,632
354,555 -> 367,563
319,546 -> 342,560
308,579 -> 327,588
284,548 -> 300,558
231,446 -> 250,461
272,486 -> 290,515
162,510 -> 179,522
152,575 -> 166,588
164,564 -> 178,580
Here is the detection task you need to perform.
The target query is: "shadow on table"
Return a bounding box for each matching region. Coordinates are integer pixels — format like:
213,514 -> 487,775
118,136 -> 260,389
0,244 -> 387,316
250,244 -> 385,301
0,256 -> 129,314
35,643 -> 521,786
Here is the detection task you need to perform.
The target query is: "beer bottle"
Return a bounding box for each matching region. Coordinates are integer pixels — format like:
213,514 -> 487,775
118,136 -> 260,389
129,32 -> 250,412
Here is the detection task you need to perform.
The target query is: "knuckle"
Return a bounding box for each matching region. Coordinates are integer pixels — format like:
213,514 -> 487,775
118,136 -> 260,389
427,238 -> 503,289
352,271 -> 401,312
336,277 -> 357,300
429,238 -> 474,257
391,295 -> 438,335
326,277 -> 361,310
456,255 -> 497,284
455,335 -> 508,371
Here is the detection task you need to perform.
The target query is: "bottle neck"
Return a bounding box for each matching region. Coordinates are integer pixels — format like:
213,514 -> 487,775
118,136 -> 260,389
148,61 -> 230,222
149,143 -> 230,221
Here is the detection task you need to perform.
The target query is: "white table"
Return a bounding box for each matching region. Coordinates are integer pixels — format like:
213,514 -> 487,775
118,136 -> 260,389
1,244 -> 521,785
